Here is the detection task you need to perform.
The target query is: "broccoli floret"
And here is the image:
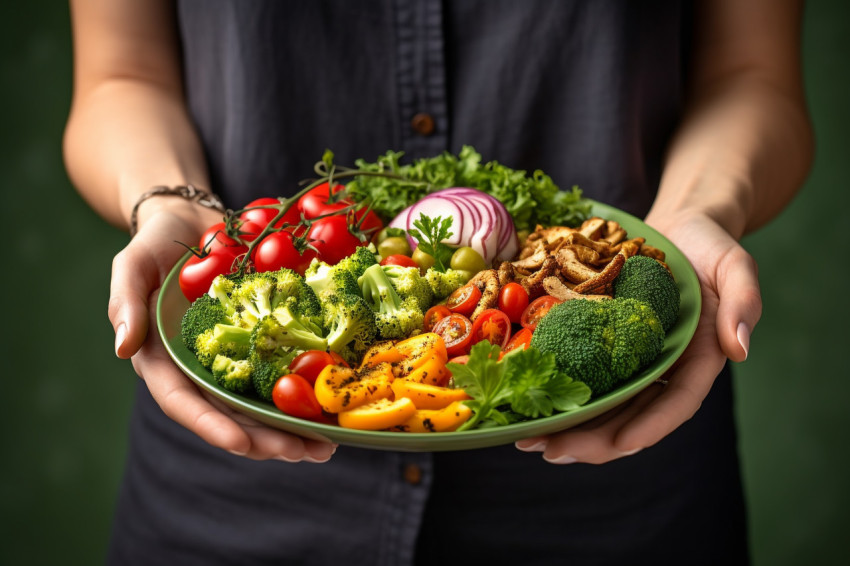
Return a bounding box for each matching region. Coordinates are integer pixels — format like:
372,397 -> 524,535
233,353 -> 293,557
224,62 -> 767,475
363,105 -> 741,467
229,272 -> 279,328
248,341 -> 300,401
267,268 -> 322,315
425,268 -> 473,300
530,298 -> 664,397
211,354 -> 254,393
252,310 -> 328,355
207,273 -> 244,321
304,258 -> 361,299
194,323 -> 253,368
181,294 -> 229,354
321,291 -> 378,364
613,255 -> 681,332
358,264 -> 424,340
334,245 -> 379,279
382,264 -> 434,311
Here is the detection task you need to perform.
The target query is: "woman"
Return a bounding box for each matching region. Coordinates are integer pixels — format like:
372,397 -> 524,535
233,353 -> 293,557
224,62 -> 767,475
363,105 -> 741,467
64,1 -> 812,564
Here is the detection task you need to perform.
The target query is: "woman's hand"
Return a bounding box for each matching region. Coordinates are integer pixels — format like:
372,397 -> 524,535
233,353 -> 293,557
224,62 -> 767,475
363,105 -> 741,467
515,211 -> 761,464
108,203 -> 337,463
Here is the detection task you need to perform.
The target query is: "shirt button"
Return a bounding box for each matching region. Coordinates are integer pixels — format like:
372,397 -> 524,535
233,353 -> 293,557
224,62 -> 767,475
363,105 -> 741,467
402,463 -> 422,485
410,113 -> 435,136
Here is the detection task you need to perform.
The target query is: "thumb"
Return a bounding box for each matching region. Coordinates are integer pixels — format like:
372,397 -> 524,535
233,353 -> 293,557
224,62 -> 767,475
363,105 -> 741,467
108,241 -> 162,359
715,245 -> 762,362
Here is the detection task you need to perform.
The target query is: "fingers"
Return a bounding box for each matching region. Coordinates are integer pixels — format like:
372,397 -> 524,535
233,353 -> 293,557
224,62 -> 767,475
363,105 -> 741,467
109,244 -> 161,358
715,247 -> 762,362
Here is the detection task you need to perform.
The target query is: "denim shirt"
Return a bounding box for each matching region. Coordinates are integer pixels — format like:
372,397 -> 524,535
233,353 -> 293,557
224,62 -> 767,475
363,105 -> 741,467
107,2 -> 749,565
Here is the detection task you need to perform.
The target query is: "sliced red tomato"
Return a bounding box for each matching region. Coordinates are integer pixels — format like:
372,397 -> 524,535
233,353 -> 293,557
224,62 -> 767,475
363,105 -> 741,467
520,295 -> 563,331
423,305 -> 452,332
179,246 -> 243,302
272,374 -> 324,420
501,327 -> 533,359
432,313 -> 474,357
289,350 -> 338,385
446,284 -> 482,317
448,355 -> 469,365
498,282 -> 530,324
306,215 -> 365,265
380,254 -> 419,268
470,309 -> 511,349
252,230 -> 317,275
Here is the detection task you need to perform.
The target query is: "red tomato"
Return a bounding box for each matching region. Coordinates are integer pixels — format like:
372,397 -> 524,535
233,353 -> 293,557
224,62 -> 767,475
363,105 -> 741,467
252,230 -> 317,275
520,295 -> 563,331
199,222 -> 242,253
498,282 -> 530,324
446,284 -> 482,317
432,313 -> 474,357
501,327 -> 533,357
178,247 -> 242,302
299,182 -> 383,235
380,254 -> 419,268
423,305 -> 452,332
288,350 -> 338,385
307,215 -> 364,265
448,355 -> 469,365
470,309 -> 512,349
236,220 -> 266,243
272,374 -> 324,420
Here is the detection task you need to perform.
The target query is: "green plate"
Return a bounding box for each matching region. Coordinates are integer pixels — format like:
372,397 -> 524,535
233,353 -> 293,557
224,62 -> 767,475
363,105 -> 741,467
157,201 -> 700,452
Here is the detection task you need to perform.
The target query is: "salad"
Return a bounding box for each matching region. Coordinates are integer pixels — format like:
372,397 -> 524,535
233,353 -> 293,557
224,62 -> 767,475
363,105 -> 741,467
176,148 -> 680,433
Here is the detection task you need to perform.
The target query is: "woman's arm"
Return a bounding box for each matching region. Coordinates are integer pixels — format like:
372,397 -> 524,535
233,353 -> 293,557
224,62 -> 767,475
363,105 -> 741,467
64,0 -> 336,463
518,0 -> 814,464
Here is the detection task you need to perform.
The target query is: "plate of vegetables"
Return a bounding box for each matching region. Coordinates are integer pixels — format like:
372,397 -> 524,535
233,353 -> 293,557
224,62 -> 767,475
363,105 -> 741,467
157,148 -> 700,452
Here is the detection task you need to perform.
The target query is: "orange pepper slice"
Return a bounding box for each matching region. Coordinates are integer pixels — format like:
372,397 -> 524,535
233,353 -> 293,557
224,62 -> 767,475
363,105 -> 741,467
391,379 -> 470,410
314,362 -> 394,414
390,401 -> 473,433
337,397 -> 417,430
403,355 -> 450,386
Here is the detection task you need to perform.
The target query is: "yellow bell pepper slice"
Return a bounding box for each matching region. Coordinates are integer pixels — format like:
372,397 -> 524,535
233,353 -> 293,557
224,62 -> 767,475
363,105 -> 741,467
337,397 -> 417,431
390,401 -> 473,433
314,362 -> 394,414
391,379 -> 470,410
403,355 -> 450,386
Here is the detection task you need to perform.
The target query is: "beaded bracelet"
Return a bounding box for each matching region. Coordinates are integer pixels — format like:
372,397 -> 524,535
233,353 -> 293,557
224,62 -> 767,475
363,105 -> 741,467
129,185 -> 226,236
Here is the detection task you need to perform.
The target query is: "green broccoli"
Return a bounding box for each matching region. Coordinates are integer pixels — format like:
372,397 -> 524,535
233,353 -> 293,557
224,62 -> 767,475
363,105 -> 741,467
613,255 -> 680,332
530,298 -> 665,397
425,268 -> 473,300
334,244 -> 379,279
358,264 -> 424,340
194,323 -> 253,368
251,309 -> 328,355
321,291 -> 378,364
304,258 -> 361,299
181,293 -> 230,354
382,264 -> 434,311
228,271 -> 280,328
211,354 -> 254,393
248,338 -> 300,401
207,273 -> 246,324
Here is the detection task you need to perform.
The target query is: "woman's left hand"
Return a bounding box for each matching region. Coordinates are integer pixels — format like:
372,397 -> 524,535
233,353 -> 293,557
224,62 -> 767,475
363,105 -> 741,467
515,211 -> 762,464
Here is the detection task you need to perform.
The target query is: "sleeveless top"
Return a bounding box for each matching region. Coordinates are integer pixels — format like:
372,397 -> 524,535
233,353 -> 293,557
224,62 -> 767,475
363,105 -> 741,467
107,2 -> 749,564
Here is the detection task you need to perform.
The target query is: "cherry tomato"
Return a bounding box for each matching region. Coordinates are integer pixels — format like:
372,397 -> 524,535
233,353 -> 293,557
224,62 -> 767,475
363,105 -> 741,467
199,222 -> 243,253
178,246 -> 242,302
470,309 -> 512,349
289,350 -> 338,385
446,284 -> 482,317
299,182 -> 383,235
236,220 -> 265,243
380,254 -> 419,268
307,215 -> 364,265
502,327 -> 533,357
432,313 -> 474,357
498,282 -> 530,324
423,305 -> 452,332
237,197 -> 290,227
252,230 -> 317,275
520,295 -> 564,331
272,374 -> 324,420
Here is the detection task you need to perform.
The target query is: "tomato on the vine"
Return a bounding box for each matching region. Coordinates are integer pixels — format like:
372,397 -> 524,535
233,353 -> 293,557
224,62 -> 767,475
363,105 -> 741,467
179,246 -> 242,302
498,282 -> 530,324
307,215 -> 365,265
423,305 -> 452,332
289,350 -> 339,385
446,284 -> 482,317
520,295 -> 563,331
470,309 -> 512,349
272,374 -> 324,420
432,313 -> 474,357
199,222 -> 243,253
380,254 -> 418,268
299,182 -> 383,235
252,230 -> 316,275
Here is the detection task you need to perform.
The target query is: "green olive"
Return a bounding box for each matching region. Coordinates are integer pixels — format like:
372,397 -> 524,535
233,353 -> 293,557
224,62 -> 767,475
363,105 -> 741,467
377,236 -> 412,259
411,247 -> 435,272
450,246 -> 488,273
376,226 -> 407,244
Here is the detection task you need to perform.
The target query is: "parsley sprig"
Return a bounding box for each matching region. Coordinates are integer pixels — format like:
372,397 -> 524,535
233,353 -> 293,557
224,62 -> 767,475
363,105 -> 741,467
407,214 -> 455,272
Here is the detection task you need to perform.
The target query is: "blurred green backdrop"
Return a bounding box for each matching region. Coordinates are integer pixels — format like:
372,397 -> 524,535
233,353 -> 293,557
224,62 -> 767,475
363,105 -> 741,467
1,2 -> 847,564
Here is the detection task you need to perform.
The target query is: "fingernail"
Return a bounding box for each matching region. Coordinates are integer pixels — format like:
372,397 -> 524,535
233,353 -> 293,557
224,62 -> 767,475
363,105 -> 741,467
516,439 -> 547,452
274,455 -> 300,463
114,323 -> 127,356
228,449 -> 247,457
302,444 -> 337,464
543,454 -> 578,465
737,322 -> 750,360
622,447 -> 642,457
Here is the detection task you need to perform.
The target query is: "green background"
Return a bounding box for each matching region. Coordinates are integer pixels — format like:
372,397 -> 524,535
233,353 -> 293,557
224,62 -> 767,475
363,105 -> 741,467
2,2 -> 847,564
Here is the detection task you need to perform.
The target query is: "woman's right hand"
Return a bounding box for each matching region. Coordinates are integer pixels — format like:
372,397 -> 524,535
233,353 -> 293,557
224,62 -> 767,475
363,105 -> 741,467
107,201 -> 337,463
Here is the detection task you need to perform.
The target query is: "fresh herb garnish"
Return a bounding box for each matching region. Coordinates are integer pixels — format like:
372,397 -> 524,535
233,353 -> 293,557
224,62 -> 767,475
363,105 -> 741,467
407,214 -> 455,272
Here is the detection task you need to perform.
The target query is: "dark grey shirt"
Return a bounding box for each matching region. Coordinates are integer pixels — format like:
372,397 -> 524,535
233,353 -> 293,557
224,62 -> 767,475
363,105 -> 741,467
107,2 -> 748,565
